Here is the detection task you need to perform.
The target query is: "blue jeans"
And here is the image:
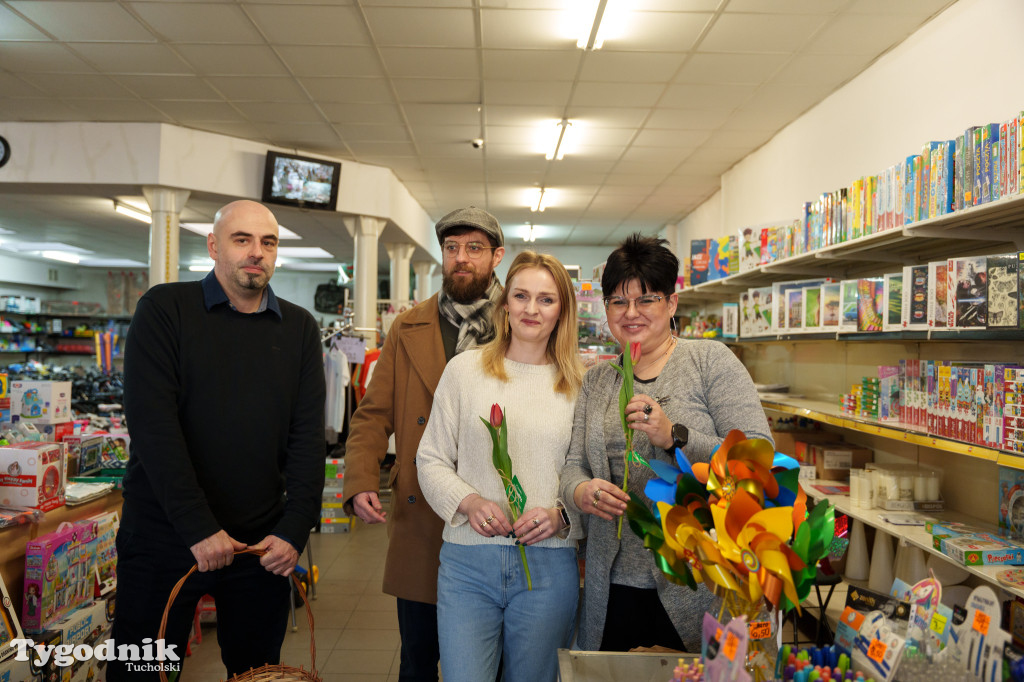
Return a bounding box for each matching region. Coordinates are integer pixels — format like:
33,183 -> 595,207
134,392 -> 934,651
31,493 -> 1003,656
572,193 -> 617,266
437,542 -> 578,682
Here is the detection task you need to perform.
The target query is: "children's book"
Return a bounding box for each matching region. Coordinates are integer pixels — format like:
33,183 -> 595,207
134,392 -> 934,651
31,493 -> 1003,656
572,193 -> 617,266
987,254 -> 1019,328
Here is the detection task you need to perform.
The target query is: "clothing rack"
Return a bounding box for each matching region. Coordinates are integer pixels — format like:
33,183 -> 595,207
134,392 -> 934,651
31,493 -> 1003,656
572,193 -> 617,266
320,312 -> 376,344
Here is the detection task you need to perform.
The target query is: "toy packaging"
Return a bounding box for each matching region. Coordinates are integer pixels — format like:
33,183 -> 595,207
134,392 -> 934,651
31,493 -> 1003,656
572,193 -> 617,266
738,227 -> 760,272
785,289 -> 803,331
98,434 -> 129,468
902,265 -> 929,329
999,464 -> 1024,537
987,253 -> 1019,328
89,510 -> 118,597
62,435 -> 102,478
928,260 -> 947,328
802,285 -> 821,331
0,567 -> 23,664
9,381 -> 72,424
953,255 -> 988,327
22,519 -> 99,634
0,441 -> 65,512
839,280 -> 859,332
882,272 -> 903,332
739,287 -> 772,337
689,239 -> 710,286
856,278 -> 884,332
41,593 -> 116,682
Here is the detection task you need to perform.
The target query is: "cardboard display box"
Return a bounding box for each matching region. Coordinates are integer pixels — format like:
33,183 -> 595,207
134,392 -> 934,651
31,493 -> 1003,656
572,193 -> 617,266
9,381 -> 72,424
0,441 -> 66,511
809,442 -> 873,480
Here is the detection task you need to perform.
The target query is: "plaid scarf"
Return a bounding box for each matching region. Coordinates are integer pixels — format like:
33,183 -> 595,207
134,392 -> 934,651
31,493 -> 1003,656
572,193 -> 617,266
437,274 -> 503,354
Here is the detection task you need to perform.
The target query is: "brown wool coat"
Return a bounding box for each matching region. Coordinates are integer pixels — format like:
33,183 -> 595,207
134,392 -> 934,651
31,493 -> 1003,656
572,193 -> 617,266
342,295 -> 447,604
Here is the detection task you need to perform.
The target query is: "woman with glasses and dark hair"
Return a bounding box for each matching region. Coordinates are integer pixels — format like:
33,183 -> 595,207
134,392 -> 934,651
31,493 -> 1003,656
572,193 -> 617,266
417,251 -> 585,682
559,233 -> 771,653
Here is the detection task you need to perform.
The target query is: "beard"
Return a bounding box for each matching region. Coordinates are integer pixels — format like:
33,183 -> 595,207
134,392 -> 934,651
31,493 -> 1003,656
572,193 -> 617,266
233,263 -> 270,291
442,266 -> 492,304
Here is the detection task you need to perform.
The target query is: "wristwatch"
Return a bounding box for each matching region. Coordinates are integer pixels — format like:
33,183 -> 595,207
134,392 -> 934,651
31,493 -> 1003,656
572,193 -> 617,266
670,423 -> 689,451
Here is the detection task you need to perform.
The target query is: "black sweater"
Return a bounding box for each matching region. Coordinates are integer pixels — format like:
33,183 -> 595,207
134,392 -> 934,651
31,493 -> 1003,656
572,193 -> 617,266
121,279 -> 326,551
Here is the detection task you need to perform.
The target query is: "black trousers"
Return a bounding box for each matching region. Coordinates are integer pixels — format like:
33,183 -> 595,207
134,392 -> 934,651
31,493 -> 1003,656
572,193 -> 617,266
396,597 -> 440,682
107,527 -> 290,681
599,583 -> 687,652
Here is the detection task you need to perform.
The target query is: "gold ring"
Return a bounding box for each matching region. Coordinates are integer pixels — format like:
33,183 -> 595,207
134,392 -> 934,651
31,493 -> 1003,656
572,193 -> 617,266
485,515 -> 494,524
481,519 -> 489,527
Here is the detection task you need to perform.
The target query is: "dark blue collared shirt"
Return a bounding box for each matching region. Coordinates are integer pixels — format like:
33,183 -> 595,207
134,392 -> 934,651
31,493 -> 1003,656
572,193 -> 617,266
201,270 -> 282,319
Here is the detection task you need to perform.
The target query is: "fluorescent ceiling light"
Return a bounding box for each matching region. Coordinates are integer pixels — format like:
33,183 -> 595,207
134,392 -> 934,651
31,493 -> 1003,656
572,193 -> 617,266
529,188 -> 548,213
2,241 -> 93,255
284,262 -> 348,272
522,225 -> 539,243
575,0 -> 618,50
277,246 -> 334,258
181,222 -> 301,240
78,258 -> 148,268
42,250 -> 80,264
189,264 -> 213,272
114,202 -> 152,224
545,120 -> 574,161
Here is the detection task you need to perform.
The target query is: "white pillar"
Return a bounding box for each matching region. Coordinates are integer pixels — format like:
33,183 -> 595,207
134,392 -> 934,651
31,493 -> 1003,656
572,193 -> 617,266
384,242 -> 416,303
142,186 -> 190,289
344,215 -> 387,340
413,261 -> 434,302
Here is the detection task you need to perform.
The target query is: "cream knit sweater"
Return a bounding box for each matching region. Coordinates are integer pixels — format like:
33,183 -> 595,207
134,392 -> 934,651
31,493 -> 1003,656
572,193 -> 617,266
416,349 -> 579,548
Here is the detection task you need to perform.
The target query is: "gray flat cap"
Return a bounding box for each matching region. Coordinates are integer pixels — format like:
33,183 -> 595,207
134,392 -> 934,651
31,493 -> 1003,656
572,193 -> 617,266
434,206 -> 504,247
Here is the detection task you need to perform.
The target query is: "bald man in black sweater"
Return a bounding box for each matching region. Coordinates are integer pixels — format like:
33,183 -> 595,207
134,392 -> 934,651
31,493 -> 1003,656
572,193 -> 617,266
109,200 -> 326,681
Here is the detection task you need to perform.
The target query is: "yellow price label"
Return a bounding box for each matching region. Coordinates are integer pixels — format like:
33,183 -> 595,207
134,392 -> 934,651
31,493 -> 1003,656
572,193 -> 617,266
723,632 -> 739,661
930,612 -> 948,634
867,638 -> 887,663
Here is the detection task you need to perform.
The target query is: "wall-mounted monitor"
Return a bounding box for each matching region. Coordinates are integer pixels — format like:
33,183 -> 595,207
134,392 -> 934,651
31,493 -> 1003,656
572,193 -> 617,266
261,150 -> 341,211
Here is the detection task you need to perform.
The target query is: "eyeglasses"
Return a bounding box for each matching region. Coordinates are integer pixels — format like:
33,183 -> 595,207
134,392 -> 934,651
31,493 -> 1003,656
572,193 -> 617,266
603,294 -> 665,313
442,241 -> 496,259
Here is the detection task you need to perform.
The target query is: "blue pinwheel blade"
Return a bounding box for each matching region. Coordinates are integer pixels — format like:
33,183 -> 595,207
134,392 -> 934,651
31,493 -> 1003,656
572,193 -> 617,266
645,479 -> 676,507
674,448 -> 694,477
648,459 -> 681,484
773,453 -> 800,469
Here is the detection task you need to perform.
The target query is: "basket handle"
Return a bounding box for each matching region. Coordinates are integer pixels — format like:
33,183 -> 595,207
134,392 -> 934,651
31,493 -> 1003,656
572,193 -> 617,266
157,547 -> 318,682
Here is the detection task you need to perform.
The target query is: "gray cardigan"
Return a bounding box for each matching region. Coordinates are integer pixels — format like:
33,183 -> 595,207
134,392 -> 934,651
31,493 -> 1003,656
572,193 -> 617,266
559,339 -> 772,652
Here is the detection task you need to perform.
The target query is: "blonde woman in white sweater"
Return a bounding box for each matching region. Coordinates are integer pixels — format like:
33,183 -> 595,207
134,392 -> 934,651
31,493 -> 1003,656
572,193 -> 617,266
417,251 -> 585,682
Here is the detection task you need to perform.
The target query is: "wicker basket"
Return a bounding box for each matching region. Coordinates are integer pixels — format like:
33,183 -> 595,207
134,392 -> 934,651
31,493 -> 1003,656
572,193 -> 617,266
158,548 -> 320,682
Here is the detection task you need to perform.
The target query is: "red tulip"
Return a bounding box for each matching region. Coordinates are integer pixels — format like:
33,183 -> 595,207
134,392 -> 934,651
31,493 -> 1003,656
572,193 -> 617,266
630,342 -> 642,365
490,403 -> 504,429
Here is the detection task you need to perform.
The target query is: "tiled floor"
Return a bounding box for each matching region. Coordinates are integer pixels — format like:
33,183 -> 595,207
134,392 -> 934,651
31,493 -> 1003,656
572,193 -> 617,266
185,521 -> 401,682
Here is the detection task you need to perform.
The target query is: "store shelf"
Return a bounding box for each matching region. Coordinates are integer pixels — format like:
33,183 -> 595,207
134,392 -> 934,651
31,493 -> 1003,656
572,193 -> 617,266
759,396 -> 1024,466
734,329 -> 1024,343
676,193 -> 1024,306
804,482 -> 1024,600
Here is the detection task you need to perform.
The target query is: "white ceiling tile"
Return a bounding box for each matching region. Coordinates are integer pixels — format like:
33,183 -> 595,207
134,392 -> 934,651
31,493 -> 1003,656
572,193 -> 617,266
482,50 -> 580,81
726,0 -> 846,12
717,105 -> 797,134
483,125 -> 540,146
174,45 -> 288,76
61,99 -> 169,122
570,145 -> 628,161
579,128 -> 637,146
235,101 -> 325,123
256,122 -> 341,146
0,73 -> 46,97
846,0 -> 954,15
485,105 -> 562,126
0,98 -> 91,120
9,1 -> 155,42
674,53 -> 790,84
245,4 -> 370,45
770,53 -> 871,85
603,172 -> 671,187
299,77 -> 394,103
406,103 -> 481,125
185,121 -> 265,140
803,13 -> 923,55
321,103 -> 406,125
364,7 -> 476,48
393,79 -> 480,104
632,129 -> 710,148
116,75 -> 222,99
645,108 -> 731,130
700,129 -> 773,149
614,156 -> 686,175
0,43 -> 96,72
19,73 -> 133,98
380,48 -> 478,79
71,43 -> 194,74
699,13 -> 829,53
565,107 -> 651,128
277,46 -> 384,78
410,125 -> 480,144
348,141 -> 418,157
571,82 -> 665,108
203,76 -> 309,101
128,3 -> 263,43
678,146 -> 746,175
659,83 -> 754,109
154,101 -> 243,121
484,80 -> 572,106
336,125 -> 410,143
579,52 -> 686,83
544,168 -> 613,185
480,8 -> 575,49
608,11 -> 711,52
0,5 -> 50,40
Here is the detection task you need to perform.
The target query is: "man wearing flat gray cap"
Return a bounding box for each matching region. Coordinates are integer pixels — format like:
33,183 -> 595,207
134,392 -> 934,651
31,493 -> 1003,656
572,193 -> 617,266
344,207 -> 505,681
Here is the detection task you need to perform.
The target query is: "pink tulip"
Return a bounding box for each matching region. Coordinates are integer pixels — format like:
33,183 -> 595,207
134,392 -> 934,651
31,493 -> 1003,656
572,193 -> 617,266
630,342 -> 642,365
490,403 -> 504,429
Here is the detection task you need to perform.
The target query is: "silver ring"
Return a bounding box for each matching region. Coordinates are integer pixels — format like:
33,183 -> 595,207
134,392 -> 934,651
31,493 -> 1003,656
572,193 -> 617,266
643,412 -> 649,422
643,403 -> 653,414
532,518 -> 540,526
594,489 -> 602,503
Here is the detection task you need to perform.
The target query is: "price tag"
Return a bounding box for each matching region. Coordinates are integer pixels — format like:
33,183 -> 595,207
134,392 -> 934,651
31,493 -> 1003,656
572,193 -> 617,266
867,638 -> 887,663
748,621 -> 772,640
722,632 -> 739,661
973,610 -> 991,636
930,612 -> 948,634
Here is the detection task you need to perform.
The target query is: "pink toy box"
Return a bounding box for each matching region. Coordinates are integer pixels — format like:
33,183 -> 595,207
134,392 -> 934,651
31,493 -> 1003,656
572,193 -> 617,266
0,441 -> 66,511
22,519 -> 98,634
